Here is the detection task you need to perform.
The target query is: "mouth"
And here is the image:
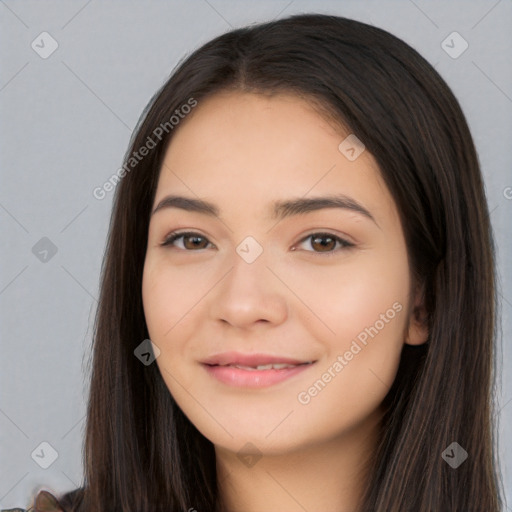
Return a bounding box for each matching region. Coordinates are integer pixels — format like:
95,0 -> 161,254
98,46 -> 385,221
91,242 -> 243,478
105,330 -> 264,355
200,354 -> 316,388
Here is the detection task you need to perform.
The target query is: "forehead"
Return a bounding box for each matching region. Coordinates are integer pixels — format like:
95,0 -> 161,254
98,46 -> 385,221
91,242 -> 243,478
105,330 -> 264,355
154,91 -> 395,224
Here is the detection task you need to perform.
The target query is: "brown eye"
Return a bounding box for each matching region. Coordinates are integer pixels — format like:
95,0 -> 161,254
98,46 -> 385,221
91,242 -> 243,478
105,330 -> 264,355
311,234 -> 336,252
161,231 -> 212,250
296,232 -> 354,255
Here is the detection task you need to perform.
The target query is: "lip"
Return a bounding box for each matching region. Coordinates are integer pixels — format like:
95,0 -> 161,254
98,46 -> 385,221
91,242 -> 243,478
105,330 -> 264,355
202,361 -> 315,388
200,351 -> 313,367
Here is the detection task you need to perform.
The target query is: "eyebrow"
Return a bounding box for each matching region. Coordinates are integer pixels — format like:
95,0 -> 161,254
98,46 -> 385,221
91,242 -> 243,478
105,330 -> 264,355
151,194 -> 379,226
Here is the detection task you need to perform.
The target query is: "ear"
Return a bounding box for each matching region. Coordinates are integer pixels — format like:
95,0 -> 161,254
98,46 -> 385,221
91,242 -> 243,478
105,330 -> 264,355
404,281 -> 429,346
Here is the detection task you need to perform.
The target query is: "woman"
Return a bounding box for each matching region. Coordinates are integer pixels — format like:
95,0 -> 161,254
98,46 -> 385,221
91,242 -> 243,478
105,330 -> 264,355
17,12 -> 502,512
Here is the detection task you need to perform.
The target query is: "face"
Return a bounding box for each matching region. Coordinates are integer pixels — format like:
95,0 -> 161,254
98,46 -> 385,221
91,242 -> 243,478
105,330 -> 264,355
142,91 -> 427,456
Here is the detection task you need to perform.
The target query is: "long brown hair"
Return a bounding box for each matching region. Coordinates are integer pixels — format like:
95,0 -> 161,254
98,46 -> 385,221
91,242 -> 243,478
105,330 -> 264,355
57,13 -> 502,511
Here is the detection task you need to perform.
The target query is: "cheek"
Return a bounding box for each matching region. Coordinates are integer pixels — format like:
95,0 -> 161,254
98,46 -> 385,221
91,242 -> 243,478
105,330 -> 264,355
142,263 -> 171,339
142,258 -> 215,382
293,294 -> 406,416
142,258 -> 205,338
275,245 -> 410,351
277,247 -> 410,408
142,262 -> 196,400
291,266 -> 408,438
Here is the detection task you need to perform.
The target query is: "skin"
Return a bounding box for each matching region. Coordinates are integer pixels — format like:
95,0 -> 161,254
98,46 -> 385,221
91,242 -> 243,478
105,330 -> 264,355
142,91 -> 429,512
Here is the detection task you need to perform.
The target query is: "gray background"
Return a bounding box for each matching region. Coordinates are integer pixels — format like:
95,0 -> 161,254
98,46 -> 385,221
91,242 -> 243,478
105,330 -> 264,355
1,0 -> 511,509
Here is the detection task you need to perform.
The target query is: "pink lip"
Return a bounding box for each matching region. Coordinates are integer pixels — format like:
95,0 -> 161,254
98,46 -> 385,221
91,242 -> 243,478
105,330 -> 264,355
202,362 -> 314,388
201,351 -> 312,366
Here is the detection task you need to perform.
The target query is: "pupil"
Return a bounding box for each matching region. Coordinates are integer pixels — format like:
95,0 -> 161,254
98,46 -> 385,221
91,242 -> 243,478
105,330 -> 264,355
186,235 -> 205,249
313,235 -> 334,251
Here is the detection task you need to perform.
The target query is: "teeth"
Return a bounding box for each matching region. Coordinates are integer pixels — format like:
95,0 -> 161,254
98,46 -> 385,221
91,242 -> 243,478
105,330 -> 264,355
220,362 -> 312,370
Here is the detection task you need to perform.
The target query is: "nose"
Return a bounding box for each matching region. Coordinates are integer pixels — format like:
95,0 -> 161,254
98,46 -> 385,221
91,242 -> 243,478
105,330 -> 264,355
209,246 -> 288,329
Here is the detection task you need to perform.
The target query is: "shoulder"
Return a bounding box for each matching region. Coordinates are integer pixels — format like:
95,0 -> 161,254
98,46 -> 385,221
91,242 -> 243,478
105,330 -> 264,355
2,490 -> 61,511
54,487 -> 86,510
1,488 -> 86,512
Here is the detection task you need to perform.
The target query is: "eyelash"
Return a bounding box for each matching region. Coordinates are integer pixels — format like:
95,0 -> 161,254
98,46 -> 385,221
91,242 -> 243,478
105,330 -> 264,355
160,230 -> 355,256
